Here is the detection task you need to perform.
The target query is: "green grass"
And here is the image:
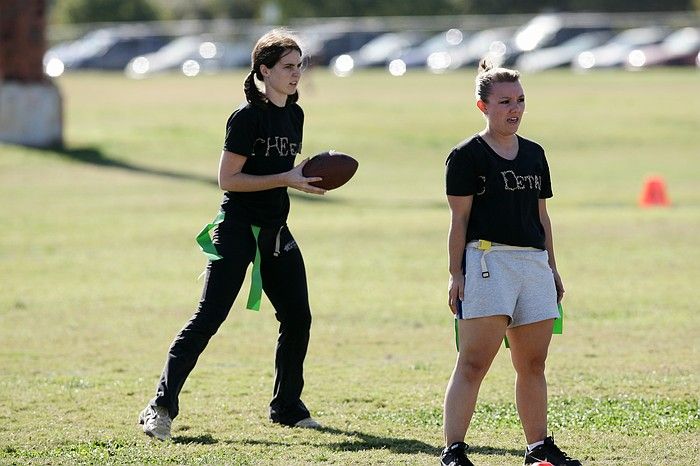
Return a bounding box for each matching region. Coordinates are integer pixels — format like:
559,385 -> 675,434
0,68 -> 699,465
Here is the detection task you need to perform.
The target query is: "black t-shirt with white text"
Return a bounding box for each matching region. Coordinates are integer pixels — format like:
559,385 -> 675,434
445,135 -> 552,249
221,101 -> 303,227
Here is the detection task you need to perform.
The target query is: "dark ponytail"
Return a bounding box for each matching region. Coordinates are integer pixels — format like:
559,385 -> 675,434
244,69 -> 266,107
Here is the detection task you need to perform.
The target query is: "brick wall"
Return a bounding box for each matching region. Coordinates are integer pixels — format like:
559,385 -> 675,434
0,0 -> 46,82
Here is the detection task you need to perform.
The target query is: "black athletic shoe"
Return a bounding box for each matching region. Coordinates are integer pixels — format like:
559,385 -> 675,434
524,435 -> 582,465
440,442 -> 474,466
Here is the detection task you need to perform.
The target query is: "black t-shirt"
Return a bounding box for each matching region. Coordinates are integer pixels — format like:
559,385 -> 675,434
445,134 -> 552,249
221,101 -> 304,227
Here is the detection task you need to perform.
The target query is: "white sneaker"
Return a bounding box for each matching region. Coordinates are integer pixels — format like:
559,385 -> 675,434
294,417 -> 322,429
139,405 -> 172,440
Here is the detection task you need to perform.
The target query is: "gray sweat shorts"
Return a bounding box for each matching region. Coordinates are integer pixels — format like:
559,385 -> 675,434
457,244 -> 559,328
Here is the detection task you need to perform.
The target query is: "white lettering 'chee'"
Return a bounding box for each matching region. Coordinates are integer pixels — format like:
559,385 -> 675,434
252,137 -> 300,157
264,136 -> 281,157
501,170 -> 541,192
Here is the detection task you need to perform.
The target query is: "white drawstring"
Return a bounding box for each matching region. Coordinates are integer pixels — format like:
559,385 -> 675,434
467,240 -> 540,278
273,226 -> 284,257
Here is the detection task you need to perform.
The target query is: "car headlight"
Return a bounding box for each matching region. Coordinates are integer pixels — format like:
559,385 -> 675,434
628,49 -> 646,68
332,54 -> 354,77
427,52 -> 451,73
182,59 -> 201,77
577,51 -> 595,69
388,59 -> 406,76
44,57 -> 65,77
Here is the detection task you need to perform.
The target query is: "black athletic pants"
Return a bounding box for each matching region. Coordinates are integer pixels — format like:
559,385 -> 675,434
150,217 -> 312,425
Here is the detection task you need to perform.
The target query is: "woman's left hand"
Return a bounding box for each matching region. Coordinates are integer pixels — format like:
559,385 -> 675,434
284,158 -> 326,195
552,269 -> 565,303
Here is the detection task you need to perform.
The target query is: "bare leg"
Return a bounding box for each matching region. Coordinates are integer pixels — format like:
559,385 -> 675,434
443,315 -> 509,445
506,319 -> 554,444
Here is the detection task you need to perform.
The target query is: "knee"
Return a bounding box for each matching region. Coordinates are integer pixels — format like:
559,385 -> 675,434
181,305 -> 229,339
513,355 -> 547,377
456,358 -> 491,383
277,305 -> 312,332
297,309 -> 312,331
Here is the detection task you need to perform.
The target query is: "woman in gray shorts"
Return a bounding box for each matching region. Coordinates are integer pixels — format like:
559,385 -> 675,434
439,58 -> 581,466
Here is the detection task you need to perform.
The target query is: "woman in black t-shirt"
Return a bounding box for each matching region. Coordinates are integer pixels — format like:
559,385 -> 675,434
440,60 -> 581,466
139,29 -> 325,441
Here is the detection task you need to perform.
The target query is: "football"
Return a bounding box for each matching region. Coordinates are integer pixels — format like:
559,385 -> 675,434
302,150 -> 359,190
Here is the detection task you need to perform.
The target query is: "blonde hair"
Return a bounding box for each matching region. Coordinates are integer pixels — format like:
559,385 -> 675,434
475,57 -> 520,102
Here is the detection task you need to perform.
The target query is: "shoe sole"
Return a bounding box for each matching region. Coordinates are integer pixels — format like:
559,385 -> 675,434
293,418 -> 322,429
143,429 -> 169,441
138,409 -> 170,441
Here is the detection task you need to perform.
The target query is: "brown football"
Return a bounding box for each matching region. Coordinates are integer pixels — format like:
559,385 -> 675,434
302,150 -> 359,190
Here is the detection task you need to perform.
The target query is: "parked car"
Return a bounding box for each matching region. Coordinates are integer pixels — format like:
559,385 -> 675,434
392,28 -> 469,69
125,35 -> 251,78
499,13 -> 611,66
516,30 -> 615,72
45,27 -> 172,73
572,26 -> 670,70
330,31 -> 426,76
81,35 -> 171,70
434,27 -> 516,72
301,27 -> 383,66
626,27 -> 700,69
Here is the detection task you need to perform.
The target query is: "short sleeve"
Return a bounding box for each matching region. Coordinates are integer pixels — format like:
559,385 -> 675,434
446,148 -> 479,196
223,107 -> 256,156
539,152 -> 553,199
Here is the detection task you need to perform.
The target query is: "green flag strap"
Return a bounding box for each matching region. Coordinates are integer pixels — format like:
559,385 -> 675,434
553,302 -> 564,334
504,302 -> 563,348
456,303 -> 564,351
245,225 -> 262,312
195,212 -> 263,312
195,211 -> 225,260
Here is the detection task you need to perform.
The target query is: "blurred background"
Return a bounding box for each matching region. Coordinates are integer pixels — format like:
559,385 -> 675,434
43,0 -> 700,79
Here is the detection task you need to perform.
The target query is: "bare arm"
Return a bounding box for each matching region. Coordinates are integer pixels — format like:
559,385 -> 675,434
447,195 -> 473,314
218,150 -> 325,195
539,198 -> 564,303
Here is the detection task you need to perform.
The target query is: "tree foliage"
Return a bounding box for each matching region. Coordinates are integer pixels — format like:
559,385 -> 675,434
51,0 -> 160,23
149,0 -> 258,20
49,0 -> 697,24
278,0 -> 696,16
273,0 -> 468,17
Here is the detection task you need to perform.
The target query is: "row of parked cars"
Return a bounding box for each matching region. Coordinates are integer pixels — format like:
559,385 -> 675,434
43,14 -> 700,79
320,15 -> 700,76
43,25 -> 252,78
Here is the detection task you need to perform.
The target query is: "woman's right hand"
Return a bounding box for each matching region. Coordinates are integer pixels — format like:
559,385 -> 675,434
284,158 -> 326,195
448,272 -> 464,315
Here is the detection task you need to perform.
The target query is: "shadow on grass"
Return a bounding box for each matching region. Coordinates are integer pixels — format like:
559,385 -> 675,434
172,433 -> 218,445
230,426 -> 522,457
319,426 -> 438,454
49,145 -> 218,187
229,425 -> 438,455
42,145 -> 336,203
320,427 -> 521,457
469,444 -> 523,457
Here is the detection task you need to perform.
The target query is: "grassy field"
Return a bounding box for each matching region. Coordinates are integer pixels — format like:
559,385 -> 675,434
0,68 -> 698,465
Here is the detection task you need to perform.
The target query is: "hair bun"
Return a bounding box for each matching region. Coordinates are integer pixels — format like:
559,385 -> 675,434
478,57 -> 493,74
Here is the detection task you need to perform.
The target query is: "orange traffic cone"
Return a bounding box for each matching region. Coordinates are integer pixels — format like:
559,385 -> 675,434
639,176 -> 670,207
